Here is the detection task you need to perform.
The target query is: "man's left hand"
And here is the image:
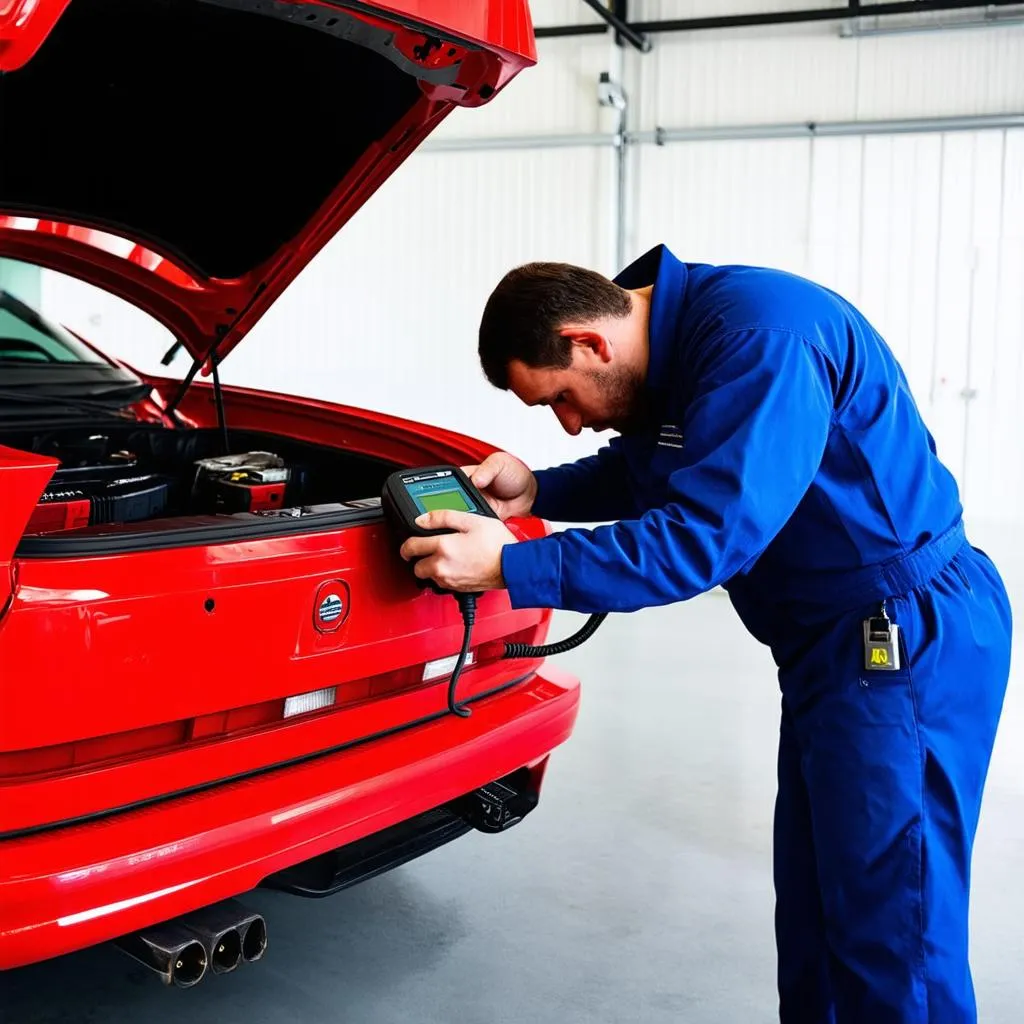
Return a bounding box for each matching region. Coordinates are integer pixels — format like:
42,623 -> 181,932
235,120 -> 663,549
399,510 -> 516,592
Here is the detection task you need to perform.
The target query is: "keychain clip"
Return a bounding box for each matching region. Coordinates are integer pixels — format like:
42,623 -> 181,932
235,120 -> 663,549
863,601 -> 900,671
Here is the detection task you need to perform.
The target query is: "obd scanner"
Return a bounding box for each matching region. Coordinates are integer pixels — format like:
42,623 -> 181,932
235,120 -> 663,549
382,464 -> 608,721
382,466 -> 499,583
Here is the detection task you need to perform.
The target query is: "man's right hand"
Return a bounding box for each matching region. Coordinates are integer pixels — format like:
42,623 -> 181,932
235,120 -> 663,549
463,452 -> 538,521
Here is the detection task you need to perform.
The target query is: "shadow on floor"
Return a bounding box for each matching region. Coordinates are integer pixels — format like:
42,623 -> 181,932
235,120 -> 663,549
0,873 -> 466,1024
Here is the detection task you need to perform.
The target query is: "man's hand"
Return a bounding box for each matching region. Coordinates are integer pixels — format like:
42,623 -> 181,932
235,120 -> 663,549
461,452 -> 538,521
399,509 -> 517,592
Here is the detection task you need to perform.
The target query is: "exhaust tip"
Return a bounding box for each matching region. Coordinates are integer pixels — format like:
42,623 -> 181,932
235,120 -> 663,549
170,939 -> 208,988
209,928 -> 242,974
241,917 -> 268,963
114,927 -> 209,988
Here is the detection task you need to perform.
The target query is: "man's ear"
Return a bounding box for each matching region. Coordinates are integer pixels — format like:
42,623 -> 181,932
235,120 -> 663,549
560,327 -> 613,364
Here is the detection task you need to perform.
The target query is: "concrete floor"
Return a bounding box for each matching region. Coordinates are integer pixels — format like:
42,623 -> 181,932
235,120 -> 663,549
3,527 -> 1022,1023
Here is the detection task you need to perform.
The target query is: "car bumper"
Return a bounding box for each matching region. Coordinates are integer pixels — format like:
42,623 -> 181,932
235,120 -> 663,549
0,663 -> 579,970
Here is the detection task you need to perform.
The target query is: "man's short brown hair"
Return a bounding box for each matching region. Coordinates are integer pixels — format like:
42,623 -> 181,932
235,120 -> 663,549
477,262 -> 632,390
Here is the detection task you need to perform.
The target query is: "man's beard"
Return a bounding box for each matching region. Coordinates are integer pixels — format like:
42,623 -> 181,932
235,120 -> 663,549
587,364 -> 650,435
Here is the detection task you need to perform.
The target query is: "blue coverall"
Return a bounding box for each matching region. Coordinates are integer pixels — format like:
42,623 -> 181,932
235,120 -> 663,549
499,245 -> 1012,1023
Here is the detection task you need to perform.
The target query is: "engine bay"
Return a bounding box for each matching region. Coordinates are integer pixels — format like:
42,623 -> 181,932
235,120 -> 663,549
4,424 -> 395,538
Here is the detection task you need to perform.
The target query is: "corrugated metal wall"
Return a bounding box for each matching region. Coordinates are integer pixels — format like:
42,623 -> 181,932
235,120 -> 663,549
630,4 -> 1024,127
632,127 -> 1024,524
40,8 -> 1024,521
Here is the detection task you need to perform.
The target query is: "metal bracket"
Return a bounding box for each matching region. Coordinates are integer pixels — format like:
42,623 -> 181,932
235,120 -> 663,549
580,0 -> 651,52
598,71 -> 627,111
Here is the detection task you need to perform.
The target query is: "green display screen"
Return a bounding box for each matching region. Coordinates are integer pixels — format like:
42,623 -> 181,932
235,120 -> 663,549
420,489 -> 472,513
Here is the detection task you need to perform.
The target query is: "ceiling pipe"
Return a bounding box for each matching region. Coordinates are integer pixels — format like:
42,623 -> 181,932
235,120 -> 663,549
535,0 -> 1024,39
421,112 -> 1024,153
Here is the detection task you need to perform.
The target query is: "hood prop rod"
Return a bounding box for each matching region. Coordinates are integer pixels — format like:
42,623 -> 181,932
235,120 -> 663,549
164,353 -> 205,420
210,352 -> 230,454
164,347 -> 231,454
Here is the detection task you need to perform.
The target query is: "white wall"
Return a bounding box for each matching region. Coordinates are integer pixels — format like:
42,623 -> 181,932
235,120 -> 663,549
631,1 -> 1024,127
631,128 -> 1024,525
226,142 -> 616,471
40,7 -> 1024,522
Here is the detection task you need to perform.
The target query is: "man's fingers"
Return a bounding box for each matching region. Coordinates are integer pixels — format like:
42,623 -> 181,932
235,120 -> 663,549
412,554 -> 441,581
414,509 -> 474,533
399,535 -> 440,561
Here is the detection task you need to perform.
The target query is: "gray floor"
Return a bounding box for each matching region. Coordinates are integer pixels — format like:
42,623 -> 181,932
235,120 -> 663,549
3,528 -> 1022,1024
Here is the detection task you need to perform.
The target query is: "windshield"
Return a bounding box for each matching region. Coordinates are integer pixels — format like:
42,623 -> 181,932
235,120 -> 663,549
0,289 -> 106,365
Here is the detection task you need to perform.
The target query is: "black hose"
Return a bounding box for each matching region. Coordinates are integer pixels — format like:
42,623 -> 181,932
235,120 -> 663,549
502,613 -> 608,659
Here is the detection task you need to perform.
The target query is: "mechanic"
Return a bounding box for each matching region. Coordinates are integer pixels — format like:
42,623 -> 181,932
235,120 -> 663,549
399,244 -> 1012,1023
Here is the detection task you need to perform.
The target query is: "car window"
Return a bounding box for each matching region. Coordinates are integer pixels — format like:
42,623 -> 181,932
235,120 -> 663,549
0,290 -> 103,364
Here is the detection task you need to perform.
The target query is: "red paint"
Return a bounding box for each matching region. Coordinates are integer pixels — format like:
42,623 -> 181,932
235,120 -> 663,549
0,1 -> 575,973
0,665 -> 579,970
0,0 -> 73,73
24,497 -> 91,535
0,373 -> 580,971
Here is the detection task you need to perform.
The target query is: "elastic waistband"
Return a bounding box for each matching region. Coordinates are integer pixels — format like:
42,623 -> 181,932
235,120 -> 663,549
770,519 -> 967,611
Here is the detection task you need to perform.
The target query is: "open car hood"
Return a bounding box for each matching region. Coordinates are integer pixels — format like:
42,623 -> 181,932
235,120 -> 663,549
0,0 -> 535,366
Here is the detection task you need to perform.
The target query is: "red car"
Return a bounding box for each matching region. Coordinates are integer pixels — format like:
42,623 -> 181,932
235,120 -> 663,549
0,0 -> 579,985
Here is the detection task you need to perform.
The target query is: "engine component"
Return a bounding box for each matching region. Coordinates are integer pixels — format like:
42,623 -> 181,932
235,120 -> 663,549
192,451 -> 291,513
28,471 -> 171,534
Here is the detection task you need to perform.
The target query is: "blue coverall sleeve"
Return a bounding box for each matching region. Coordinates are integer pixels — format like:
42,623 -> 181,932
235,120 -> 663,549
531,438 -> 636,523
500,329 -> 836,613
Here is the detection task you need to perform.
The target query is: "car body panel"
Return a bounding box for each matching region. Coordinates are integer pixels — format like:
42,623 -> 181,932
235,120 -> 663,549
0,444 -> 58,608
0,379 -> 552,831
0,662 -> 580,970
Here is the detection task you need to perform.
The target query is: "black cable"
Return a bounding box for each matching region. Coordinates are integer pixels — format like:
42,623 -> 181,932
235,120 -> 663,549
445,605 -> 607,720
502,613 -> 608,659
449,593 -> 478,718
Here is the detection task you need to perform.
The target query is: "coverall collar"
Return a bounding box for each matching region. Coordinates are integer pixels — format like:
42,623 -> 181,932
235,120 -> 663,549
613,244 -> 688,406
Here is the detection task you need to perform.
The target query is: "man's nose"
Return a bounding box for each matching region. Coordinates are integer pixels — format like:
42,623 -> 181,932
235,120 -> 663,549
554,405 -> 582,436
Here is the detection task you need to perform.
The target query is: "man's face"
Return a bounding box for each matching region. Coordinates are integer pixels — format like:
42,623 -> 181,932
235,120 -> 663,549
507,343 -> 647,437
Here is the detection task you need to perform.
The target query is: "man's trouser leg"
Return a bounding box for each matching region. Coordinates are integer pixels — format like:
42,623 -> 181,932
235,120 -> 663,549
774,548 -> 1011,1024
775,704 -> 835,1023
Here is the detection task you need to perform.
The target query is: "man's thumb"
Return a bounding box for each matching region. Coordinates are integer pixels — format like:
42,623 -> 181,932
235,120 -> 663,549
470,459 -> 500,489
415,509 -> 472,533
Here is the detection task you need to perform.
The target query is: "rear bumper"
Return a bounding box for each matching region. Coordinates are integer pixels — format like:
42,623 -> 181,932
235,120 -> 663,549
0,664 -> 579,971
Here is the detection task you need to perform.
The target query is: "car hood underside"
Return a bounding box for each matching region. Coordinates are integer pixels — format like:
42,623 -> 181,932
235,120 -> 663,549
0,0 -> 534,364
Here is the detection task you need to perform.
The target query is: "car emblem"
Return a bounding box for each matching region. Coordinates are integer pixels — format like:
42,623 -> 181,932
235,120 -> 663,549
313,580 -> 350,634
319,594 -> 343,623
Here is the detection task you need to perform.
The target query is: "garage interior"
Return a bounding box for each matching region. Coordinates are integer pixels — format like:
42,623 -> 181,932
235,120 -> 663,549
1,0 -> 1022,1021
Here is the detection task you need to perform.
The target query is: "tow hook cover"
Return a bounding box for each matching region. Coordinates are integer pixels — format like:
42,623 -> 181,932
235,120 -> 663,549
456,780 -> 538,834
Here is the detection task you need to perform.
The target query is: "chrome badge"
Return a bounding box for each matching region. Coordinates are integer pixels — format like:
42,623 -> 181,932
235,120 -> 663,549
313,581 -> 350,634
319,594 -> 343,623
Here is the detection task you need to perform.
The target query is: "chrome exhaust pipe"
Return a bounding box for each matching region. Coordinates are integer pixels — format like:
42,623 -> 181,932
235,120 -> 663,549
182,898 -> 266,969
114,923 -> 208,988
